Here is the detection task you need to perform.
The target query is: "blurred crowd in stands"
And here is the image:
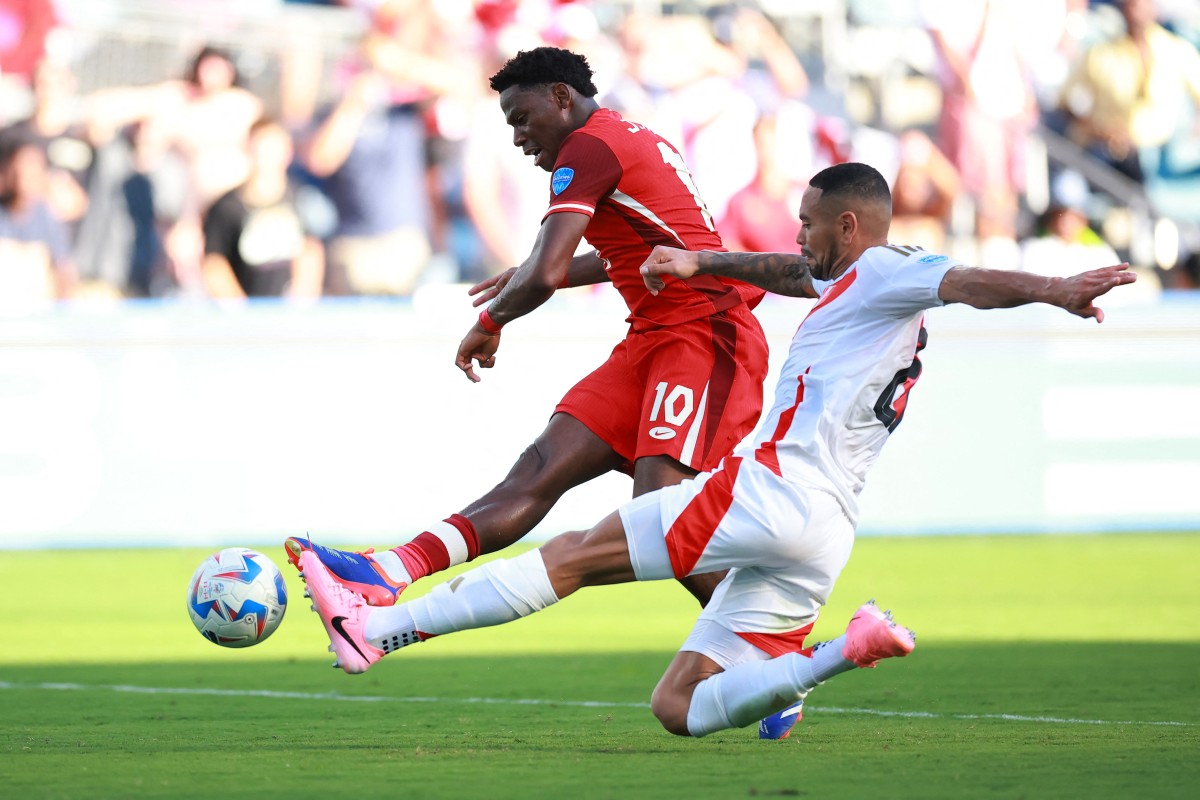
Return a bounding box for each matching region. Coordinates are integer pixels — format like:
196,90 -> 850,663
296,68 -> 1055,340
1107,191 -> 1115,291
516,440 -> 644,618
0,0 -> 1197,311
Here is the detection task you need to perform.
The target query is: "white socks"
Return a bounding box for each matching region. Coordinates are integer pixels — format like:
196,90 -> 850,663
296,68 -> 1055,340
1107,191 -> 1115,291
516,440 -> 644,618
810,636 -> 852,682
363,549 -> 560,651
370,550 -> 413,586
360,548 -> 864,740
686,638 -> 855,738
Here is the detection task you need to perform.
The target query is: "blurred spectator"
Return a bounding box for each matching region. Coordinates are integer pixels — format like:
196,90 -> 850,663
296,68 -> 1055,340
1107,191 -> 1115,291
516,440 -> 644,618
1021,202 -> 1121,275
709,4 -> 810,108
0,0 -> 57,87
69,117 -> 191,298
1174,251 -> 1200,289
301,1 -> 471,295
1020,199 -> 1162,301
301,67 -> 430,296
717,114 -> 806,254
624,14 -> 761,222
172,46 -> 264,207
1022,0 -> 1094,113
0,0 -> 1186,306
668,7 -> 811,223
4,60 -> 90,230
1059,0 -> 1200,184
889,129 -> 961,252
7,59 -> 148,298
0,130 -> 76,308
278,12 -> 328,132
201,118 -> 325,299
921,0 -> 1037,256
82,46 -> 264,295
461,36 -> 553,277
85,46 -> 262,206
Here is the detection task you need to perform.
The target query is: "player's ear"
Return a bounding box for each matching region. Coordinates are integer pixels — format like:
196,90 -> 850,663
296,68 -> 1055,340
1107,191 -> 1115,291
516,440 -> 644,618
552,82 -> 572,110
840,210 -> 858,242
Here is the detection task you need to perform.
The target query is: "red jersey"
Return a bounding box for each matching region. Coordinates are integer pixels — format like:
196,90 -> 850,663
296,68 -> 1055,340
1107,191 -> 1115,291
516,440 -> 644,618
543,108 -> 764,331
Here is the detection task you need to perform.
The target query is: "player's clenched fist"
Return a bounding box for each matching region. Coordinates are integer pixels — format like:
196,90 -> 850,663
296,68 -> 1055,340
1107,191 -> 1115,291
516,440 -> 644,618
640,246 -> 701,295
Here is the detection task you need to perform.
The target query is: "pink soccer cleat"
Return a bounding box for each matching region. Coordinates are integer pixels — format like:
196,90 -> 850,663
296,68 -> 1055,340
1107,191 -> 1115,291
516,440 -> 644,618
298,550 -> 385,674
841,600 -> 916,668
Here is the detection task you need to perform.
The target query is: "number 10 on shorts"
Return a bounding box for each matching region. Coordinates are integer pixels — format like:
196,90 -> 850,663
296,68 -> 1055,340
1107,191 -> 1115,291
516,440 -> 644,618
649,382 -> 695,435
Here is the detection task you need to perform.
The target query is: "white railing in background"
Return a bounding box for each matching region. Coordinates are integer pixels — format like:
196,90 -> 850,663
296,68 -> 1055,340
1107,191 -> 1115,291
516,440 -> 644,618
1,288 -> 1195,549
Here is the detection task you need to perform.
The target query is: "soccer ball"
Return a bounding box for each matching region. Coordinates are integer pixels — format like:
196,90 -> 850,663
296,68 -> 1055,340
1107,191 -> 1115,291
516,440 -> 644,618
187,548 -> 288,648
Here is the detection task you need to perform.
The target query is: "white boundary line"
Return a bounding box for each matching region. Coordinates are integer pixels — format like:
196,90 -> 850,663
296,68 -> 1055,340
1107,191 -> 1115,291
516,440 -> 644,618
0,680 -> 1191,727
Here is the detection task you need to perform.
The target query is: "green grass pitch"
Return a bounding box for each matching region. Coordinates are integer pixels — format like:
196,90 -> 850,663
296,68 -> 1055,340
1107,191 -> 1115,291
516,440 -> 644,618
2,533 -> 1198,799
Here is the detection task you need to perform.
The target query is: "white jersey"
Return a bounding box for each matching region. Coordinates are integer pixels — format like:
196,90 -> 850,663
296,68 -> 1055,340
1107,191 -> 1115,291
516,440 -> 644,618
738,245 -> 961,524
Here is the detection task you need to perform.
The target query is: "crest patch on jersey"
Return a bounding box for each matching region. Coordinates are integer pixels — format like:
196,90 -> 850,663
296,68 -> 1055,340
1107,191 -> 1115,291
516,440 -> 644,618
919,254 -> 948,264
551,167 -> 575,195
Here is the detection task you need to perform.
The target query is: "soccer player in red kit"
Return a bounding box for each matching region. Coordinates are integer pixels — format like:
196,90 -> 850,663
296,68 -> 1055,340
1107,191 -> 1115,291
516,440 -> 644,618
287,48 -> 771,635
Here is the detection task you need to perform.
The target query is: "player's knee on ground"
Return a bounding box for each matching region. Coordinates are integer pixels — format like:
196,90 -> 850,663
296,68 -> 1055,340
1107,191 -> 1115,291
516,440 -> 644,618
650,676 -> 693,736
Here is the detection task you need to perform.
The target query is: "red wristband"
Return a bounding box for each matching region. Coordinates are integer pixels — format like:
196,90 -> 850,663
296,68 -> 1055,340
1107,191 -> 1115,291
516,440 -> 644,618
478,307 -> 503,335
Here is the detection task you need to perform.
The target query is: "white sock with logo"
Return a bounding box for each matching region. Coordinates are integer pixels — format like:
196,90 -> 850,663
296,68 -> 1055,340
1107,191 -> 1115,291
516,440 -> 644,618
363,549 -> 559,651
810,636 -> 856,681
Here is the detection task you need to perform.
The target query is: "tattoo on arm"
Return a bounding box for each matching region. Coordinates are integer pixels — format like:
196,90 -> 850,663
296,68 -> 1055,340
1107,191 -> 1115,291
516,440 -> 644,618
700,251 -> 816,298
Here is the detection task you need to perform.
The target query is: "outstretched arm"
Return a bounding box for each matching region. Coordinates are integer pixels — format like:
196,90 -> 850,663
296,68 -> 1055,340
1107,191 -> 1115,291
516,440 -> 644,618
939,263 -> 1136,323
640,246 -> 817,298
455,211 -> 590,382
482,212 -> 591,325
469,249 -> 610,307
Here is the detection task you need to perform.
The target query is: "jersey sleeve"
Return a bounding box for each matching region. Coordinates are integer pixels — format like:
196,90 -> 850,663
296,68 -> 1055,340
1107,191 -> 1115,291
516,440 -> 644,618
542,132 -> 622,221
862,249 -> 961,318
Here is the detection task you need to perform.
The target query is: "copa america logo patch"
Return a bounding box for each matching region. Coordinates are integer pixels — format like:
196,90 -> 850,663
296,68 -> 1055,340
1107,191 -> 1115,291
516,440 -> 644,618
551,167 -> 574,195
919,254 -> 948,264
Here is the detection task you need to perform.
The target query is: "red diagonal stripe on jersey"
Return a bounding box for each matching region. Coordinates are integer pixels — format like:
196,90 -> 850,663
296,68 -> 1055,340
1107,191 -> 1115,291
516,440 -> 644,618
755,371 -> 807,477
798,267 -> 858,330
664,456 -> 743,578
753,271 -> 856,477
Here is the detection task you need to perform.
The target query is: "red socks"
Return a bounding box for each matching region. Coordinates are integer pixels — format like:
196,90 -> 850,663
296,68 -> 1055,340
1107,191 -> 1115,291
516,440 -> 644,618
390,514 -> 480,583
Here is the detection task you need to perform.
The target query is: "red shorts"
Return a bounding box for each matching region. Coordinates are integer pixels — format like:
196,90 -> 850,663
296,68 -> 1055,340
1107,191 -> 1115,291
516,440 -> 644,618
556,303 -> 768,473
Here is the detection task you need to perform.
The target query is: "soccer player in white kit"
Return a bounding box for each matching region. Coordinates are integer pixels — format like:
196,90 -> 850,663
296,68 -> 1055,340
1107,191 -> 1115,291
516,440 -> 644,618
295,162 -> 1136,738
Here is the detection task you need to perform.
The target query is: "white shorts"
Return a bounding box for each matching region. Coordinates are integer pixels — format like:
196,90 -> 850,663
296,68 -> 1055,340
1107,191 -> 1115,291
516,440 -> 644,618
619,455 -> 854,662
